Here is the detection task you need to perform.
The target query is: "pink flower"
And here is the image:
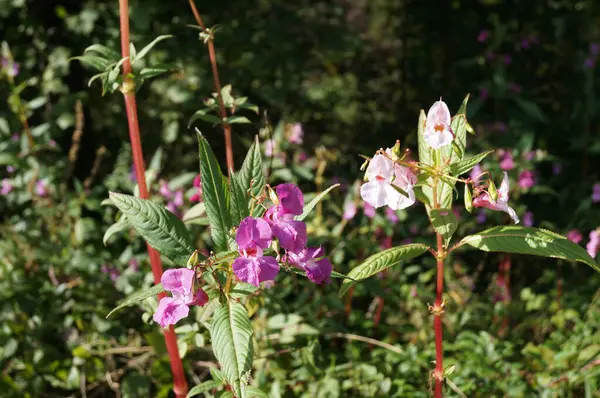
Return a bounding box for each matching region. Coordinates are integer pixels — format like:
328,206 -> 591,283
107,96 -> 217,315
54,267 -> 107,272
477,30 -> 489,43
173,190 -> 184,207
35,180 -> 48,197
499,152 -> 515,170
342,201 -> 357,220
1,179 -> 13,195
190,175 -> 203,202
159,181 -> 172,199
470,164 -> 484,184
424,100 -> 454,149
264,139 -> 275,157
566,229 -> 583,244
153,268 -> 208,328
592,183 -> 600,203
518,170 -> 536,190
363,202 -> 376,218
289,123 -> 304,144
386,207 -> 399,224
193,175 -> 201,188
287,246 -> 332,284
523,211 -> 534,227
263,184 -> 307,253
586,230 -> 600,259
276,183 -> 304,215
472,172 -> 519,224
232,217 -> 280,286
360,154 -> 416,210
166,202 -> 178,214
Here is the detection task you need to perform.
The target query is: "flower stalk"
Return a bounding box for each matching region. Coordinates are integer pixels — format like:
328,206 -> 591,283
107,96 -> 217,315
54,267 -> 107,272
118,0 -> 188,396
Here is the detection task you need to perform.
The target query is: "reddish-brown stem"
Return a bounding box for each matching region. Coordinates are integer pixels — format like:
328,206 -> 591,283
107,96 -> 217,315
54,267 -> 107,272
434,232 -> 444,398
118,1 -> 188,396
187,0 -> 234,174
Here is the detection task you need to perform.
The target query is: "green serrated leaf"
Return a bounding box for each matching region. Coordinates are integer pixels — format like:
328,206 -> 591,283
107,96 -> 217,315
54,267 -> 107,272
210,367 -> 226,384
210,302 -> 254,398
134,35 -> 173,62
246,387 -> 269,397
84,44 -> 121,63
182,202 -> 207,224
224,115 -> 252,124
237,136 -> 265,216
106,284 -> 164,318
429,208 -> 458,247
230,171 -> 250,226
189,109 -> 223,127
449,150 -> 494,176
186,380 -> 223,397
103,216 -> 131,246
197,131 -> 231,251
339,244 -> 429,297
109,192 -> 195,264
457,226 -> 599,272
296,184 -> 340,221
71,55 -> 110,71
139,64 -> 176,79
416,109 -> 430,166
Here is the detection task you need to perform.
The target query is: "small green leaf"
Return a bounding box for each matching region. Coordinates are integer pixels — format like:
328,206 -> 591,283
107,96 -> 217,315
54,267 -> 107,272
182,202 -> 207,224
224,115 -> 252,124
236,136 -> 265,216
88,72 -> 108,87
230,171 -> 250,226
103,216 -> 131,246
186,380 -> 223,397
247,387 -> 269,397
197,131 -> 231,251
210,367 -> 226,384
339,244 -> 429,297
139,64 -> 176,79
416,109 -> 431,166
429,208 -> 458,247
109,192 -> 195,264
488,178 -> 498,202
84,44 -> 121,62
457,226 -> 599,272
210,302 -> 254,398
133,35 -> 173,62
71,55 -> 110,71
106,284 -> 164,318
449,150 -> 494,176
189,109 -> 223,127
296,184 -> 340,221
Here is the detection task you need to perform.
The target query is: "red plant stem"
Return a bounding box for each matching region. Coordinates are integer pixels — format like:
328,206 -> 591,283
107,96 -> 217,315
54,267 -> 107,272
434,232 -> 444,398
118,1 -> 188,397
187,0 -> 234,174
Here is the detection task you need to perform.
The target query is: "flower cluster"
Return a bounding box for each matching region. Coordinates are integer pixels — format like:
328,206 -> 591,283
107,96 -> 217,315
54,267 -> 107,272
232,183 -> 332,286
472,172 -> 520,224
153,268 -> 209,328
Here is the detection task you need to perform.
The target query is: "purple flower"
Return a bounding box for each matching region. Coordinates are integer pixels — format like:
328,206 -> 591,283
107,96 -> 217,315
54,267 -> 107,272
520,38 -> 530,49
166,202 -> 178,214
276,183 -> 304,215
409,224 -> 419,235
101,264 -> 120,282
1,57 -> 19,77
129,259 -> 140,272
592,183 -> 600,203
363,202 -> 376,218
518,170 -> 536,190
173,190 -> 184,207
287,246 -> 332,284
193,175 -> 201,188
1,179 -> 13,195
476,210 -> 487,224
386,207 -> 399,224
477,30 -> 489,43
584,58 -> 595,69
500,152 -> 515,170
129,165 -> 137,182
470,164 -> 484,184
523,211 -> 534,227
232,217 -> 280,286
566,229 -> 583,244
159,181 -> 172,199
264,206 -> 307,253
479,87 -> 489,100
591,43 -> 600,56
11,133 -> 19,142
552,162 -> 562,176
35,180 -> 48,197
586,230 -> 600,259
6,165 -> 14,173
289,123 -> 304,144
153,268 -> 208,328
504,54 -> 512,65
343,201 -> 357,220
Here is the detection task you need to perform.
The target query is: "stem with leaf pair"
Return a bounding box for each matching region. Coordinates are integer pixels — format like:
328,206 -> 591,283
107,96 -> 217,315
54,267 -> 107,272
431,174 -> 445,398
118,0 -> 188,396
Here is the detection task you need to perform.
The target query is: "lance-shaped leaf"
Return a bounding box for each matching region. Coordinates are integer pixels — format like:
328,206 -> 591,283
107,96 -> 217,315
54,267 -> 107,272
429,208 -> 458,247
109,193 -> 195,264
133,34 -> 173,62
448,94 -> 470,164
197,131 -> 231,251
339,244 -> 430,297
210,302 -> 254,398
416,109 -> 431,166
187,380 -> 223,397
106,284 -> 165,318
103,216 -> 131,246
229,171 -> 250,226
456,226 -> 599,272
236,136 -> 265,213
84,44 -> 121,62
296,184 -> 340,221
449,150 -> 494,176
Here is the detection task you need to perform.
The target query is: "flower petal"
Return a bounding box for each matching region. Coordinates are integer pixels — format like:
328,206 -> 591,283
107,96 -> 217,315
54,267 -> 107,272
257,256 -> 280,283
161,268 -> 195,298
365,154 -> 393,182
232,257 -> 261,286
305,258 -> 332,284
153,297 -> 190,328
426,100 -> 451,126
188,288 -> 209,307
236,217 -> 273,251
385,184 -> 415,210
360,180 -> 388,209
276,183 -> 304,215
423,127 -> 454,149
498,171 -> 510,201
271,219 -> 307,253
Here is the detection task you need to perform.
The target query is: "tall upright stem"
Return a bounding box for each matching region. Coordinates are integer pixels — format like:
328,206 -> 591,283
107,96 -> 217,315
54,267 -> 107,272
187,0 -> 234,174
118,1 -> 188,396
434,232 -> 444,398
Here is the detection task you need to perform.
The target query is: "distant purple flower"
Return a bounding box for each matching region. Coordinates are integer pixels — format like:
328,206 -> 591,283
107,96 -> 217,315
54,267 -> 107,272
6,165 -> 14,173
343,201 -> 357,220
409,224 -> 419,235
386,207 -> 399,224
499,152 -> 515,170
566,229 -> 583,244
1,179 -> 13,195
289,123 -> 304,144
190,175 -> 203,202
159,182 -> 172,199
476,210 -> 487,224
287,246 -> 332,284
470,164 -> 484,184
129,165 -> 137,182
166,202 -> 178,214
523,151 -> 536,161
486,52 -> 496,61
264,139 -> 275,157
587,230 -> 600,259
1,57 -> 19,77
523,211 -> 534,227
552,162 -> 562,176
509,83 -> 521,93
101,264 -> 119,282
298,152 -> 308,162
504,54 -> 512,65
129,259 -> 139,272
518,170 -> 536,190
584,58 -> 595,69
35,180 -> 48,197
233,217 -> 279,286
153,268 -> 208,328
477,30 -> 489,43
11,133 -> 19,142
479,87 -> 489,100
173,190 -> 184,207
590,43 -> 599,56
592,183 -> 600,203
520,38 -> 530,49
495,122 -> 508,132
49,140 -> 56,147
363,202 -> 376,219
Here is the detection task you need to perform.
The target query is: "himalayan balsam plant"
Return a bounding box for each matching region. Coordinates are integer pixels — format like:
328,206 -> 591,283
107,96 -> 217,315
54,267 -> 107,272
343,96 -> 600,397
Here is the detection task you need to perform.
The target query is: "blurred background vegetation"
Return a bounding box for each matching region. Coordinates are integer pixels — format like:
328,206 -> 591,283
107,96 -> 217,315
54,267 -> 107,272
1,0 -> 600,397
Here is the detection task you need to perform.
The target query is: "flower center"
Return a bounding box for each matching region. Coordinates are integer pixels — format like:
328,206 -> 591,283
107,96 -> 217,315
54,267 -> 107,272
434,123 -> 445,133
245,247 -> 259,257
375,175 -> 386,182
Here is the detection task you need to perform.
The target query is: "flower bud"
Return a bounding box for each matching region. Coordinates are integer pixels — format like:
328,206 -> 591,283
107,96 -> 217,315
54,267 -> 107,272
488,178 -> 498,203
267,185 -> 280,205
464,185 -> 473,213
186,250 -> 199,269
390,140 -> 402,160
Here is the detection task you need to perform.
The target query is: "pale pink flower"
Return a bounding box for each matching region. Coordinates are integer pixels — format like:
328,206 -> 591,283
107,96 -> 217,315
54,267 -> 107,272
264,139 -> 275,157
518,170 -> 536,190
499,152 -> 515,170
289,123 -> 304,144
35,180 -> 48,197
343,201 -> 357,220
586,230 -> 600,259
424,100 -> 454,149
360,154 -> 416,210
363,203 -> 376,218
1,179 -> 13,195
566,229 -> 583,244
472,172 -> 519,224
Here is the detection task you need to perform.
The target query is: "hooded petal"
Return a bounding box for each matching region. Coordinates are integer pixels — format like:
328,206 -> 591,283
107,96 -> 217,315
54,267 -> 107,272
188,288 -> 209,307
232,257 -> 261,286
153,297 -> 190,328
426,100 -> 451,126
423,127 -> 454,149
504,205 -> 520,224
498,171 -> 510,202
271,219 -> 307,253
236,217 -> 273,251
161,268 -> 195,298
385,184 -> 415,210
305,258 -> 332,284
257,256 -> 280,283
365,154 -> 393,182
276,183 -> 304,215
360,180 -> 389,209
